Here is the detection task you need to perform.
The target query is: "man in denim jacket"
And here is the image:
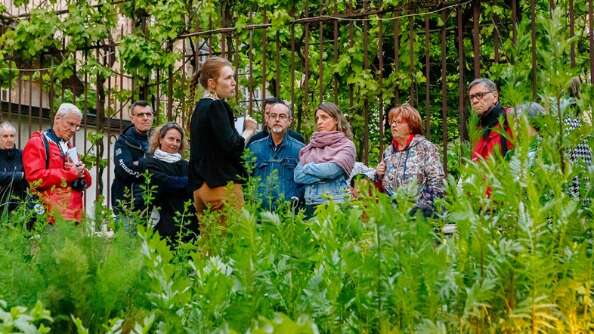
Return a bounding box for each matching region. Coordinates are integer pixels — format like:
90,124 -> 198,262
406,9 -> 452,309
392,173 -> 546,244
248,102 -> 304,210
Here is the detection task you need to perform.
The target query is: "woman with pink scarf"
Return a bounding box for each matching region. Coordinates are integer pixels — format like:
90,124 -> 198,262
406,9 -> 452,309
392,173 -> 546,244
294,102 -> 356,216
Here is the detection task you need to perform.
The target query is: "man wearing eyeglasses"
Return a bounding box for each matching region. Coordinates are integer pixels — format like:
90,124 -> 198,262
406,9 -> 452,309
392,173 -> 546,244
468,78 -> 513,161
111,100 -> 154,215
22,103 -> 92,223
247,102 -> 304,210
247,97 -> 305,145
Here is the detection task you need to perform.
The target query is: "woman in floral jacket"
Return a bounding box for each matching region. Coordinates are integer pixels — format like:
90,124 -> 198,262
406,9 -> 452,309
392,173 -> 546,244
375,104 -> 445,217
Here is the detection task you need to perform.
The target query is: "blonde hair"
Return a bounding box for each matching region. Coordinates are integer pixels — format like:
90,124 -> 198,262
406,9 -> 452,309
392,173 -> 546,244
199,57 -> 232,90
149,122 -> 186,154
316,102 -> 353,139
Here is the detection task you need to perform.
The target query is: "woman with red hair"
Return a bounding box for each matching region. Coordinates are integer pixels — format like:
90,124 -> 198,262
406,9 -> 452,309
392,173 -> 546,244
375,103 -> 445,216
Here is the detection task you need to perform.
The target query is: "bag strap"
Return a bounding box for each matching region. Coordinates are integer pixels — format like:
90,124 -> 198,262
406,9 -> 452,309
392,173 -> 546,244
41,134 -> 50,170
500,110 -> 511,157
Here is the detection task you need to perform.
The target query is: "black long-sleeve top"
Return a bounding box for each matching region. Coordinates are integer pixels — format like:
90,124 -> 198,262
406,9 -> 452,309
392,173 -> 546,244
189,98 -> 247,190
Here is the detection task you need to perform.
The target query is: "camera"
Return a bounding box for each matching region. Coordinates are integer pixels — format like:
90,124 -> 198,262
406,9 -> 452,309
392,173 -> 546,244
71,178 -> 87,191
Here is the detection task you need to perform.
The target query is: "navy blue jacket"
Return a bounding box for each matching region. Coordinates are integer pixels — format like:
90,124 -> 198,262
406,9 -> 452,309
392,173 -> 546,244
0,147 -> 28,211
111,125 -> 149,212
248,134 -> 304,209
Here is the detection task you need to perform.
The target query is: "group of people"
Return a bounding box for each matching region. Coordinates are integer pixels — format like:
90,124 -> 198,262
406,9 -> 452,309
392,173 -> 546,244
0,56 -> 591,242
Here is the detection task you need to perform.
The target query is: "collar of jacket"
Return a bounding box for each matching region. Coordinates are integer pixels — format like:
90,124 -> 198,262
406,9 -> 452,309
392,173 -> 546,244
121,124 -> 149,151
479,102 -> 505,137
266,132 -> 290,150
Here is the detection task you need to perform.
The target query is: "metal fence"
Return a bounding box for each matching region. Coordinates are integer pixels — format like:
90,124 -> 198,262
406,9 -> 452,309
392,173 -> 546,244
0,0 -> 592,214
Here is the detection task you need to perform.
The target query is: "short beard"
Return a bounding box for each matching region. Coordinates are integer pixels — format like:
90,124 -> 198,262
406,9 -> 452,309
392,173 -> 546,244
271,127 -> 285,134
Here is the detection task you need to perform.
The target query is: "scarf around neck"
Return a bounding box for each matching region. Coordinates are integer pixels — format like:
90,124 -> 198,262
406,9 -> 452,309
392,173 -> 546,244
479,102 -> 506,138
299,131 -> 356,175
154,148 -> 182,163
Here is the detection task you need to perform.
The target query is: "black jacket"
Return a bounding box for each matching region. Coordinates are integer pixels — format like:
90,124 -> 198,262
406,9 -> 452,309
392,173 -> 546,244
141,156 -> 198,242
189,98 -> 247,190
0,147 -> 28,211
247,128 -> 305,146
111,125 -> 149,212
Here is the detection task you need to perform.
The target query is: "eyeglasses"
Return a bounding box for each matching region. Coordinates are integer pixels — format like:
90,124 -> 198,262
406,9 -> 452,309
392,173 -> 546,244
134,112 -> 154,118
66,121 -> 81,131
268,113 -> 289,120
469,91 -> 493,101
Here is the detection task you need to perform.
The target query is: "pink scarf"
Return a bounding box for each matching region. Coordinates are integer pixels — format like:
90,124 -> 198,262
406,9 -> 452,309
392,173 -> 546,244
299,131 -> 356,175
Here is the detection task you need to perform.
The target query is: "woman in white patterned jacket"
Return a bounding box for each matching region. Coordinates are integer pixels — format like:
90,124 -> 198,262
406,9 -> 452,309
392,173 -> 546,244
375,103 -> 445,217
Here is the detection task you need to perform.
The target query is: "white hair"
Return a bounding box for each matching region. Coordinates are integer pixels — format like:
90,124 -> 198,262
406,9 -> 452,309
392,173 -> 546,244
55,103 -> 82,119
0,121 -> 16,133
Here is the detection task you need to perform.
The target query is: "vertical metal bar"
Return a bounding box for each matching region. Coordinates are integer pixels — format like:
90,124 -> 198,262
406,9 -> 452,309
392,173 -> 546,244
28,73 -> 33,137
208,17 -> 213,55
319,2 -> 325,104
119,48 -> 124,134
303,0 -> 310,121
248,17 -> 254,115
508,0 -> 512,44
261,9 -> 268,102
408,4 -> 416,105
38,69 -> 43,130
441,10 -> 449,176
347,2 -> 354,112
472,0 -> 481,78
333,0 -> 339,104
83,50 -> 89,157
107,55 -> 112,208
457,5 -> 468,142
275,31 -> 281,97
18,72 -> 23,148
233,34 -> 240,105
424,15 -> 431,137
393,17 -> 401,105
494,17 -> 500,64
569,0 -> 575,67
362,0 -> 369,163
7,67 -> 12,123
155,68 -> 160,119
589,0 -> 594,86
378,1 -> 385,154
531,0 -> 537,99
167,63 -> 173,121
290,13 -> 297,129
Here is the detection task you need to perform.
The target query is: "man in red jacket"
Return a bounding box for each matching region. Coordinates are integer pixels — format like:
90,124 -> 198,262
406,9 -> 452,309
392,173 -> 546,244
469,78 -> 513,161
23,103 -> 92,223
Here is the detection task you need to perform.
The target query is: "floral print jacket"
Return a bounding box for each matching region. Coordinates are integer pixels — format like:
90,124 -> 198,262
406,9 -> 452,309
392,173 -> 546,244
378,135 -> 445,211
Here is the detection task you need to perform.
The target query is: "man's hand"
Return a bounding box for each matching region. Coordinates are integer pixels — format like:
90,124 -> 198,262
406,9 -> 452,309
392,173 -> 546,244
65,162 -> 85,177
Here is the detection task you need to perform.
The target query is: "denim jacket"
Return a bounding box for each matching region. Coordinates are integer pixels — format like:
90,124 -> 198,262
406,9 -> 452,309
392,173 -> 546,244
247,134 -> 304,209
294,162 -> 350,206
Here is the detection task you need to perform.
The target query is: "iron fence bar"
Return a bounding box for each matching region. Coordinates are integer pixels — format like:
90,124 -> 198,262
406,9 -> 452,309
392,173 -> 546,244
472,0 -> 480,78
248,14 -> 254,116
441,9 -> 449,176
262,9 -> 268,103
424,15 -> 431,136
319,5 -> 325,104
590,0 -> 594,86
569,0 -> 575,67
531,0 -> 537,99
303,0 -> 311,126
393,16 -> 400,105
408,3 -> 416,106
512,0 -> 517,45
274,31 -> 281,97
457,4 -> 468,142
378,0 -> 385,155
362,0 -> 370,164
18,72 -> 22,148
333,0 -> 339,104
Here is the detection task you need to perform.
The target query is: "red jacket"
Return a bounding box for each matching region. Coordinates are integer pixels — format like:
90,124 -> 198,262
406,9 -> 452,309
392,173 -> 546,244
471,107 -> 513,161
23,131 -> 92,223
